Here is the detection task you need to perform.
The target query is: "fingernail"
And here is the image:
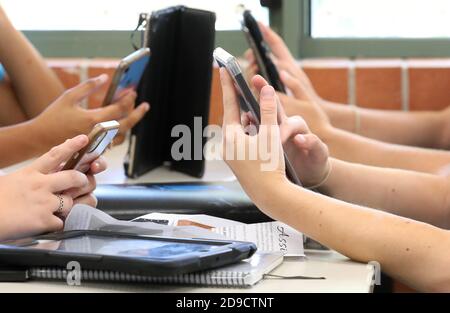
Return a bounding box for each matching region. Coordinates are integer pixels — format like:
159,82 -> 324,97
261,86 -> 275,100
142,102 -> 150,111
296,134 -> 306,144
76,135 -> 88,144
96,74 -> 109,84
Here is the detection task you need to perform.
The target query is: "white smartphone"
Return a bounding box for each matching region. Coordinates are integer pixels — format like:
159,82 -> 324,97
62,121 -> 120,172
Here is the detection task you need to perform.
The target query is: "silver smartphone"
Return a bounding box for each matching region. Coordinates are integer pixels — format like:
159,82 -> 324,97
62,121 -> 120,172
102,48 -> 150,106
213,47 -> 302,187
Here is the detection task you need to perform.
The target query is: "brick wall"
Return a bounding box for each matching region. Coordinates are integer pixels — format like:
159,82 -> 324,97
48,58 -> 450,126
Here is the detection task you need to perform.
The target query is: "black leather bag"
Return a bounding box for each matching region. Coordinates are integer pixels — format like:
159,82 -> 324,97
124,6 -> 216,178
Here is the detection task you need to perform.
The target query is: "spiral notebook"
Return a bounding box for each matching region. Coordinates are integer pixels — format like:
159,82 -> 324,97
27,253 -> 283,288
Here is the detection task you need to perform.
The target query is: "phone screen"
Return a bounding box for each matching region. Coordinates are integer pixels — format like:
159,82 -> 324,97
28,235 -> 223,260
111,54 -> 150,103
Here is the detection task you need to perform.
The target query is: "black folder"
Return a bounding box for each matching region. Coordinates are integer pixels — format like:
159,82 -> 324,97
124,6 -> 216,179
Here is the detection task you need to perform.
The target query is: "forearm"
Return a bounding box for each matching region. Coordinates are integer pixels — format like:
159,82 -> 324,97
318,158 -> 450,228
0,121 -> 45,167
321,126 -> 450,175
254,183 -> 450,292
322,100 -> 444,149
0,13 -> 64,118
0,80 -> 27,126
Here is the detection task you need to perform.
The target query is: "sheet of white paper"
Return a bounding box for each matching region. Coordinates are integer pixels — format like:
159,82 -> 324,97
134,212 -> 304,257
212,222 -> 305,257
65,205 -> 226,240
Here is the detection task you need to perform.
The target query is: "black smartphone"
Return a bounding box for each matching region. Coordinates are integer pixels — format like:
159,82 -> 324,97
213,47 -> 302,187
241,10 -> 286,93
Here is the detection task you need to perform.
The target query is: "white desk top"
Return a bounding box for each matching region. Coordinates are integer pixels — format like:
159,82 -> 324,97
1,142 -> 374,293
0,251 -> 373,293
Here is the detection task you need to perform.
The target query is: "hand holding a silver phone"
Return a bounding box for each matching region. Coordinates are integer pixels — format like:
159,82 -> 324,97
215,48 -> 331,190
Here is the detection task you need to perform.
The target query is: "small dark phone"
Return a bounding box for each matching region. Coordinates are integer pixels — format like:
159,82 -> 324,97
241,10 -> 286,93
102,48 -> 150,106
62,121 -> 120,172
213,47 -> 302,187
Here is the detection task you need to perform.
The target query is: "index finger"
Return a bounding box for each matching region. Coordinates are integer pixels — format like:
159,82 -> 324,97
64,74 -> 109,103
252,75 -> 287,123
30,135 -> 89,174
219,68 -> 241,126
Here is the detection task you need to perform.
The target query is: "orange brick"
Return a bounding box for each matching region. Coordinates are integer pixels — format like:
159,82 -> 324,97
47,59 -> 82,89
301,59 -> 349,104
355,60 -> 402,110
409,59 -> 450,111
209,65 -> 223,126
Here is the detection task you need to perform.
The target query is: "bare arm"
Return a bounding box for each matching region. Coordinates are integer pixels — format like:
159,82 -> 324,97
0,79 -> 27,126
321,126 -> 450,175
322,100 -> 449,149
256,22 -> 450,150
0,7 -> 64,119
277,89 -> 450,176
220,68 -> 450,292
318,158 -> 450,229
0,121 -> 44,167
260,183 -> 450,292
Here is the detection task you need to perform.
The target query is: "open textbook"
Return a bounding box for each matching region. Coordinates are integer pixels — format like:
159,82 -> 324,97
65,205 -> 305,257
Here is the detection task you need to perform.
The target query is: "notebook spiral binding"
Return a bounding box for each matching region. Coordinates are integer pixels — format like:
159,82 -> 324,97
29,268 -> 250,288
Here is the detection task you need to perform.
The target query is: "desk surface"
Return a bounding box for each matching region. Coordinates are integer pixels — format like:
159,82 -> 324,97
0,251 -> 373,293
1,142 -> 374,293
96,141 -> 237,185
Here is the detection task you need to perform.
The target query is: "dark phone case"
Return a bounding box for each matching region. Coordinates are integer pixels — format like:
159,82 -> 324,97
0,230 -> 256,277
125,7 -> 216,178
243,10 -> 286,93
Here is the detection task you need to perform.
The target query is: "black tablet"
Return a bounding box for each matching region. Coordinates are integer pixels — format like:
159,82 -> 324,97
242,9 -> 286,93
0,230 -> 256,277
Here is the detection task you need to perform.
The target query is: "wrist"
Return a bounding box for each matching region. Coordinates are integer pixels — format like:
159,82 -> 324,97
316,158 -> 342,196
305,159 -> 332,190
27,117 -> 52,155
246,175 -> 292,209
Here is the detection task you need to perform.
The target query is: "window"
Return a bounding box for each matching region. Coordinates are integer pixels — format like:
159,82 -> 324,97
288,0 -> 450,58
311,0 -> 450,38
2,0 -> 268,31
